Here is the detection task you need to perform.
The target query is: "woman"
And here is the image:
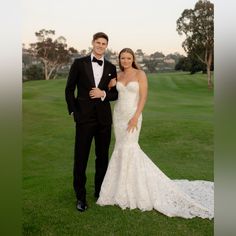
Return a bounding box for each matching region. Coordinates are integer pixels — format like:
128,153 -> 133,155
97,48 -> 214,219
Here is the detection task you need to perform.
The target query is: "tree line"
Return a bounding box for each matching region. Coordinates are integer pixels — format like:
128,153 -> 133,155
23,0 -> 214,88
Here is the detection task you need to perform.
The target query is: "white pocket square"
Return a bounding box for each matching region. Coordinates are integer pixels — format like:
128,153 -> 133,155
108,74 -> 111,76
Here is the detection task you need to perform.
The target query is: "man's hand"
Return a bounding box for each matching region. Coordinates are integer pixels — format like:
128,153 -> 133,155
89,88 -> 105,99
70,112 -> 77,122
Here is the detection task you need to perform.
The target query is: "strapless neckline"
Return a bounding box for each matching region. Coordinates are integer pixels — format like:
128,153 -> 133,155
117,80 -> 139,88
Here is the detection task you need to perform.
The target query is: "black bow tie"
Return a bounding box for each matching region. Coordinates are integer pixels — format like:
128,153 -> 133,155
92,57 -> 103,66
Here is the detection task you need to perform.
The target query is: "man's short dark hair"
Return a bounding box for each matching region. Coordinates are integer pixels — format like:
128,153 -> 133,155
93,32 -> 109,42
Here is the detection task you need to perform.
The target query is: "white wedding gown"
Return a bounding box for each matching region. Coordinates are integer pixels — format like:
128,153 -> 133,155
97,81 -> 214,219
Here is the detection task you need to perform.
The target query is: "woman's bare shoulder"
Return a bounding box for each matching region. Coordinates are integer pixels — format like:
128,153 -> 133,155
137,69 -> 146,76
136,70 -> 147,81
117,71 -> 123,81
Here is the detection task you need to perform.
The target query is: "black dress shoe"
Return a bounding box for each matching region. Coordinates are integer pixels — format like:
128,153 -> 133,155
76,200 -> 88,212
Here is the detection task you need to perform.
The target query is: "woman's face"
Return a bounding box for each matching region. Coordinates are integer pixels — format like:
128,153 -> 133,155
120,52 -> 133,69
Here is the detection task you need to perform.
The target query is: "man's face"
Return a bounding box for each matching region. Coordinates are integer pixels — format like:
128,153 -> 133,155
92,38 -> 108,57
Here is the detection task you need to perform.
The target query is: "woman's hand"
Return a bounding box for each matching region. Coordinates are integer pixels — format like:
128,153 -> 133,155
127,116 -> 138,133
108,78 -> 117,90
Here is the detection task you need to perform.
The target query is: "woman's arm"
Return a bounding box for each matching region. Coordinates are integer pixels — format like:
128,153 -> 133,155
127,70 -> 148,132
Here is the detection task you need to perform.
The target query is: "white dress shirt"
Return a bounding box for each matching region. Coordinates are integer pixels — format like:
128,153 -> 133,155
91,53 -> 104,87
90,53 -> 106,101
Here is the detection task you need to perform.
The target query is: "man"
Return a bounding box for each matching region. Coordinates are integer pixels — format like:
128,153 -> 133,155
65,32 -> 118,212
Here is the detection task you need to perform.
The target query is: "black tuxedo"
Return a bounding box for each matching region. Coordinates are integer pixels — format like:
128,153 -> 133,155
65,55 -> 118,201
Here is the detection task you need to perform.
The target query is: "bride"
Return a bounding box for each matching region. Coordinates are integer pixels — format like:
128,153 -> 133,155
96,48 -> 214,219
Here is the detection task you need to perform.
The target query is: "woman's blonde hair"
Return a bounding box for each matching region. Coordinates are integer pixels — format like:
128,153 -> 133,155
118,48 -> 140,71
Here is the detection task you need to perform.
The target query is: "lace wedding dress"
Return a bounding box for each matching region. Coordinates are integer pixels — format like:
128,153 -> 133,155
97,81 -> 214,219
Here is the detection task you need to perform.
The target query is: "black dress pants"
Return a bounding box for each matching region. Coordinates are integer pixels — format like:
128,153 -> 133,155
73,121 -> 111,201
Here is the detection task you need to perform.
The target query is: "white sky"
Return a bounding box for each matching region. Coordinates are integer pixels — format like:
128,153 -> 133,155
22,0 -> 215,55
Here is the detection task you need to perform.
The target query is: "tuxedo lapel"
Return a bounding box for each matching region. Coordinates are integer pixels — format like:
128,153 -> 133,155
84,56 -> 96,87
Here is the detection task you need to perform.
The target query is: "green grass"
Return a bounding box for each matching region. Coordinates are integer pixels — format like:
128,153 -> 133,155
23,72 -> 214,235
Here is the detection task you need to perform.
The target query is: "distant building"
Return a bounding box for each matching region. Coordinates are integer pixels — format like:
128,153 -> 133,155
164,58 -> 175,64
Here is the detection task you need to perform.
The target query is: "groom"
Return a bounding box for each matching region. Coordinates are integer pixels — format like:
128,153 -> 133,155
65,32 -> 118,212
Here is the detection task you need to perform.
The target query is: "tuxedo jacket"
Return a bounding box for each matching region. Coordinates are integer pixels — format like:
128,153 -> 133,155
65,55 -> 118,125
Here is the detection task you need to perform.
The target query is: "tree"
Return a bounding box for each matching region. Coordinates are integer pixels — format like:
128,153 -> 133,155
150,51 -> 165,60
78,49 -> 88,58
135,49 -> 144,56
143,59 -> 157,73
188,51 -> 206,74
25,65 -> 44,81
177,0 -> 214,88
175,56 -> 190,71
175,54 -> 205,73
29,29 -> 78,80
165,52 -> 183,64
105,48 -> 115,60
